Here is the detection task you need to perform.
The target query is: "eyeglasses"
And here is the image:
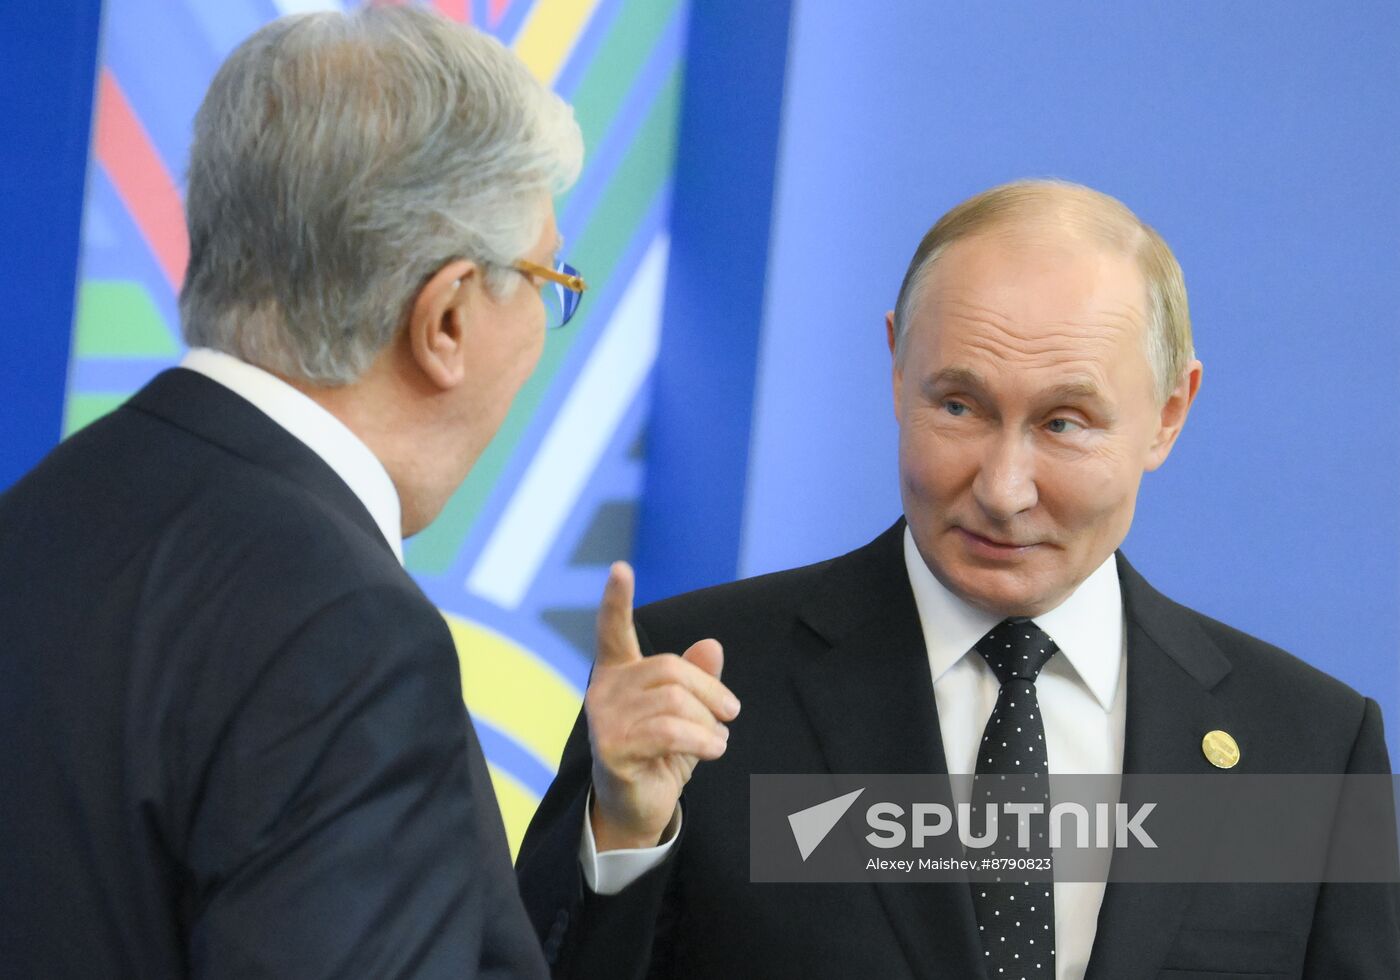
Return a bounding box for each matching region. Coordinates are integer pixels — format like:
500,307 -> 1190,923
513,258 -> 587,330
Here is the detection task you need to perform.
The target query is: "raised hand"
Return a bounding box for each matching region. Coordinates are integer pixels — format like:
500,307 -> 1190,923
586,561 -> 740,851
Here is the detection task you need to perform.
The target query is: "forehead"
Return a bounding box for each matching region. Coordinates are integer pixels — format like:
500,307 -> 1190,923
911,230 -> 1150,380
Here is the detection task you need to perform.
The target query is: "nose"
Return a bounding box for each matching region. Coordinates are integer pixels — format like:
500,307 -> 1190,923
971,430 -> 1038,522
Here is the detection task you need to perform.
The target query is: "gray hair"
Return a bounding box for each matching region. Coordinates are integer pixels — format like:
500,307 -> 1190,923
892,179 -> 1194,406
180,6 -> 583,385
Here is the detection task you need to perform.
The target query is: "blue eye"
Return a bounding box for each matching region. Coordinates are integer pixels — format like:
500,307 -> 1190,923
1046,418 -> 1081,434
944,400 -> 969,417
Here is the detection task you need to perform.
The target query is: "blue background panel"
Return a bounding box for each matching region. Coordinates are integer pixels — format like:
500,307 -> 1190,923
0,0 -> 103,488
740,0 -> 1400,756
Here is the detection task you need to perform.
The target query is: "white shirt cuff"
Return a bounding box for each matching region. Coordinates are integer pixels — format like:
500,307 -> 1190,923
578,789 -> 681,896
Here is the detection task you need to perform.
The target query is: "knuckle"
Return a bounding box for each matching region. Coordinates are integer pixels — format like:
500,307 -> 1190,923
659,685 -> 689,715
698,676 -> 724,705
652,717 -> 684,746
650,653 -> 683,677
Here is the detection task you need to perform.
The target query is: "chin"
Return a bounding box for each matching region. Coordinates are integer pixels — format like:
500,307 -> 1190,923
941,563 -> 1055,619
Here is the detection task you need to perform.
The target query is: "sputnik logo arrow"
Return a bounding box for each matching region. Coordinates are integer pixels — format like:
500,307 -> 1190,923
787,788 -> 865,861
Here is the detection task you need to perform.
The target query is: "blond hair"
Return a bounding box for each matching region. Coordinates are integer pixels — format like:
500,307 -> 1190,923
892,179 -> 1193,404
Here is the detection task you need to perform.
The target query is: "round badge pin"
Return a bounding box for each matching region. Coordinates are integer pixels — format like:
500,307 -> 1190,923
1202,730 -> 1240,769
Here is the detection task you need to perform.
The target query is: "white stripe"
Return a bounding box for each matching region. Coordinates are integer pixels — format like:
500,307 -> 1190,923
270,0 -> 342,16
467,234 -> 670,607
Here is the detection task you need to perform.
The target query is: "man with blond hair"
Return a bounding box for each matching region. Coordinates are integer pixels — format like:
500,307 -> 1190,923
1,7 -> 585,977
519,180 -> 1400,978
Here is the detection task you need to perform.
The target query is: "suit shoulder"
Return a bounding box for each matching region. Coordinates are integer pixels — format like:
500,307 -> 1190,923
182,461 -> 390,566
634,554 -> 840,638
1206,608 -> 1362,691
33,403 -> 434,636
5,402 -> 398,583
157,474 -> 432,639
1122,555 -> 1374,718
1176,601 -> 1375,730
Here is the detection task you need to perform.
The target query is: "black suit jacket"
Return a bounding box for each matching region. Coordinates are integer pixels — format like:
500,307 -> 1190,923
517,520 -> 1400,979
0,369 -> 547,978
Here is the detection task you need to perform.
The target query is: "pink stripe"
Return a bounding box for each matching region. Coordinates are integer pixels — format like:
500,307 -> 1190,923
434,0 -> 470,21
94,68 -> 188,292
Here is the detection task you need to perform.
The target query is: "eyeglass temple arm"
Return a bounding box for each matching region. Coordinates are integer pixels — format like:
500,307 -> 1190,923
514,259 -> 586,293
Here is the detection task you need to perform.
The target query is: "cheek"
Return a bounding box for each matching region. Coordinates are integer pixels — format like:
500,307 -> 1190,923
899,418 -> 968,504
510,307 -> 546,374
523,321 -> 545,365
1038,447 -> 1139,529
483,323 -> 543,406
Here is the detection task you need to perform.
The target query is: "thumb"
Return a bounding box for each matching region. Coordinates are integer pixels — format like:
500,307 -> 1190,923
681,637 -> 724,679
595,561 -> 643,667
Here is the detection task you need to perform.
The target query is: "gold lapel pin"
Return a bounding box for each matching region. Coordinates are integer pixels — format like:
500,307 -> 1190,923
1202,730 -> 1241,769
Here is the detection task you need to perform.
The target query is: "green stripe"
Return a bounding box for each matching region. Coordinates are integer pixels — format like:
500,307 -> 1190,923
73,280 -> 180,358
63,393 -> 129,437
406,67 -> 683,576
565,0 -> 681,173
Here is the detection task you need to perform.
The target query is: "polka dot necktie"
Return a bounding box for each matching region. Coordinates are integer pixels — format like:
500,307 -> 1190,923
969,618 -> 1058,979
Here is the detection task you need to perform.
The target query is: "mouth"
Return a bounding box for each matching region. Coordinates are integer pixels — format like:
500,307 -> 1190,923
953,526 -> 1040,558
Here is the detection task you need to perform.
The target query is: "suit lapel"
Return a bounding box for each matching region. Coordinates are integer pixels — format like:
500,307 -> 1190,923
1084,554 -> 1235,980
790,522 -> 988,980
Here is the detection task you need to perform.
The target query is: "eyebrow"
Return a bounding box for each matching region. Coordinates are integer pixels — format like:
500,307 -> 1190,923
1040,381 -> 1106,404
921,368 -> 1113,412
923,367 -> 987,396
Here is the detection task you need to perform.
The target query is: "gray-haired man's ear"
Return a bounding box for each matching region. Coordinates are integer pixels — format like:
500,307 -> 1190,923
408,259 -> 476,391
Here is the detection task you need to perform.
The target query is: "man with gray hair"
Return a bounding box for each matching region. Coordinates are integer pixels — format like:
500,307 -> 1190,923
519,179 -> 1400,977
0,7 -> 581,977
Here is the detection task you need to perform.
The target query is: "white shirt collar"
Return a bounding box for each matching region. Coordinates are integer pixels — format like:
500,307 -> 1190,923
179,348 -> 405,564
902,525 -> 1123,711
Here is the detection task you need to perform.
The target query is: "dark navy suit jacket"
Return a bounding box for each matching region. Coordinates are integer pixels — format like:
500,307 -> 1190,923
0,369 -> 546,978
517,520 -> 1400,979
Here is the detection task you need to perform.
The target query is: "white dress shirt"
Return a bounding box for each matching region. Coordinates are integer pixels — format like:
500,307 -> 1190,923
179,348 -> 405,563
904,527 -> 1126,980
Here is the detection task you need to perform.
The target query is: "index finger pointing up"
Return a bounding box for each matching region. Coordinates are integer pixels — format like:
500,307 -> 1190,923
595,561 -> 644,667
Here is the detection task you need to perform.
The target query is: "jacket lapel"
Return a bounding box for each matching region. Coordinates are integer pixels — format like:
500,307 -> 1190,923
790,521 -> 988,980
1084,553 -> 1235,980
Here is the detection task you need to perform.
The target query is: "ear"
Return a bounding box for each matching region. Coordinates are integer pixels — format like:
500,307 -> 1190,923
407,259 -> 477,391
886,310 -> 904,423
1145,359 -> 1203,471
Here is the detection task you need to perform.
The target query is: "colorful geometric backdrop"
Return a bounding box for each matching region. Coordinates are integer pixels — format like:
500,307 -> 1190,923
70,0 -> 690,854
34,0 -> 1399,845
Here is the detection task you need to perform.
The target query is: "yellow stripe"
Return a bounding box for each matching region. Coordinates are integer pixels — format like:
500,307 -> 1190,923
443,611 -> 583,771
488,763 -> 540,860
511,0 -> 600,84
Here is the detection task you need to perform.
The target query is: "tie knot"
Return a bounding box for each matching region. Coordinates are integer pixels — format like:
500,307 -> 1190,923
974,618 -> 1058,685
